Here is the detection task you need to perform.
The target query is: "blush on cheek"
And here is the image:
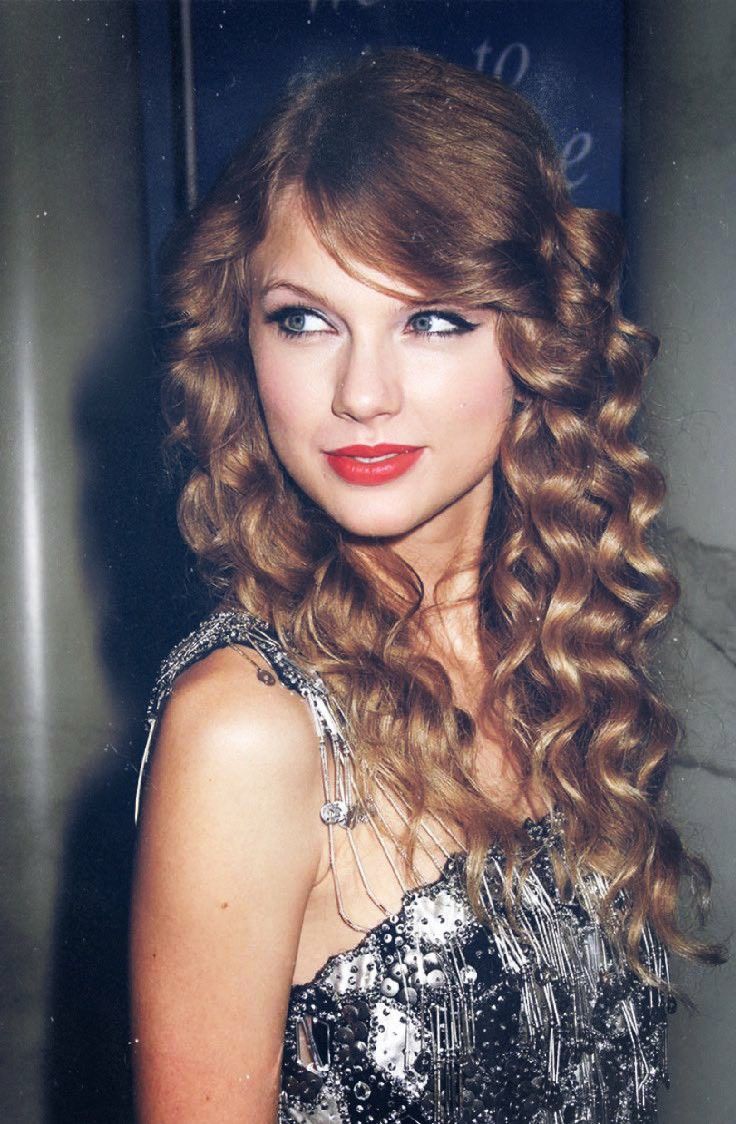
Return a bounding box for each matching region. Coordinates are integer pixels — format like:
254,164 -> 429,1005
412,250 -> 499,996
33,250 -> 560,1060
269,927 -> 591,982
256,381 -> 290,421
252,361 -> 299,430
453,383 -> 511,426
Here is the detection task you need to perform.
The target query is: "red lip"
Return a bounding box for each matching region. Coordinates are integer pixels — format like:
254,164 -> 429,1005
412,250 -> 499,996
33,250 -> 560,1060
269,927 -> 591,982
325,444 -> 421,456
324,444 -> 424,486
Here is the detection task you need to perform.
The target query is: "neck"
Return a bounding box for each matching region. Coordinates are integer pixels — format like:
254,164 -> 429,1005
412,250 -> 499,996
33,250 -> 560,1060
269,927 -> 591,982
344,473 -> 493,663
390,512 -> 488,669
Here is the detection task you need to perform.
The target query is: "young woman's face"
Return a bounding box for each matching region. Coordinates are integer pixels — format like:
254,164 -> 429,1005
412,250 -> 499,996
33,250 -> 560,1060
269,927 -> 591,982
247,194 -> 514,549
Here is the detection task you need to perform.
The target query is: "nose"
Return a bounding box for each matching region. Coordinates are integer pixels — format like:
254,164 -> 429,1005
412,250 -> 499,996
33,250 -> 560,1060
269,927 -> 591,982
331,335 -> 402,423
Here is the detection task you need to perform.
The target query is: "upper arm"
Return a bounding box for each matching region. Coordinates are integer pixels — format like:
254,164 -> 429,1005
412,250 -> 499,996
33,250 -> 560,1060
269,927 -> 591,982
129,648 -> 324,1123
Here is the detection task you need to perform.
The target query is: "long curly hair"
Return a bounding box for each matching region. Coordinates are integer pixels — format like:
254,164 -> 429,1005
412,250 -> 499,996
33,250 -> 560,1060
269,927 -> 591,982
161,48 -> 723,978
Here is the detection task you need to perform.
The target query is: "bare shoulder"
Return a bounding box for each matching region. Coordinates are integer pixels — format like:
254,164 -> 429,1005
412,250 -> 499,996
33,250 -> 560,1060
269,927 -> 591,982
133,642 -> 326,939
151,643 -> 323,792
130,644 -> 325,1120
134,640 -> 326,899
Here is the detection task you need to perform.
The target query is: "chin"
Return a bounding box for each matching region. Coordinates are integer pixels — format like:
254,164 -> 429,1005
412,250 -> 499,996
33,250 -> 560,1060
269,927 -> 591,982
321,500 -> 426,540
334,514 -> 420,539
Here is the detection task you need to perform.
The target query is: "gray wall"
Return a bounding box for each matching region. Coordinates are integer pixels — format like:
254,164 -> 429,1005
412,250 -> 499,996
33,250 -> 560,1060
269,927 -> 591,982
626,1 -> 736,1120
0,3 -> 147,1120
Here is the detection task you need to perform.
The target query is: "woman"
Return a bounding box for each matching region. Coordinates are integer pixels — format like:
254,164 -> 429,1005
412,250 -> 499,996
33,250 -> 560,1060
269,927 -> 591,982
129,48 -> 721,1123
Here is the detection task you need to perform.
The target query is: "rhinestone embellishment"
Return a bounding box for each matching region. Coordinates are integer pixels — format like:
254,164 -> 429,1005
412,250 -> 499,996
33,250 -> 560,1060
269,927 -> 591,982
320,800 -> 350,826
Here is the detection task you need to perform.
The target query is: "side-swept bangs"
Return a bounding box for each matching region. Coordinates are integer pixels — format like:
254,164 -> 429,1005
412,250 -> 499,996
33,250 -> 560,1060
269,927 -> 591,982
246,48 -> 562,318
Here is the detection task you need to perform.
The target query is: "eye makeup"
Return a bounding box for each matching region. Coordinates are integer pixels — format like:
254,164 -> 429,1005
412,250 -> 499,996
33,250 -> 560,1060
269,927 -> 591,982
264,306 -> 331,339
264,304 -> 480,341
408,310 -> 480,337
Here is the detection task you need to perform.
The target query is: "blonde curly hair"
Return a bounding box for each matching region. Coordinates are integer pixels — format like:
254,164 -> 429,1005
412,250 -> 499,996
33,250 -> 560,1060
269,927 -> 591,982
160,48 -> 722,978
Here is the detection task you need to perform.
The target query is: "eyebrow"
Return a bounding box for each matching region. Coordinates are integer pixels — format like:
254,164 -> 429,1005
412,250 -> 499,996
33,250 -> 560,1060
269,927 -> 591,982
259,280 -> 332,305
258,279 -> 443,311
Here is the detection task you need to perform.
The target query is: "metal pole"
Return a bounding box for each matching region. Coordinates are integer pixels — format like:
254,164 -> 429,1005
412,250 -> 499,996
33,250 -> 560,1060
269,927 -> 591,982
179,0 -> 199,210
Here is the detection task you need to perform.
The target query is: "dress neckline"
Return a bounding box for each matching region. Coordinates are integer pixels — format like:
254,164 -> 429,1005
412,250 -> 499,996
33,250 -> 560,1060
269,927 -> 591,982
290,811 -> 557,994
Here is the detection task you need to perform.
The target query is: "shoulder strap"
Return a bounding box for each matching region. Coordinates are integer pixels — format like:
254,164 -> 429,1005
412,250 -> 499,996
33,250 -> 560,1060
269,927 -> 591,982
133,609 -> 459,935
133,609 -> 359,830
147,609 -> 327,718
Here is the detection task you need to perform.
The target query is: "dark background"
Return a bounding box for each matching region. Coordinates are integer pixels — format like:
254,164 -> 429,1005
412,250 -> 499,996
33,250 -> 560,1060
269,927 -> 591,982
137,0 -> 624,263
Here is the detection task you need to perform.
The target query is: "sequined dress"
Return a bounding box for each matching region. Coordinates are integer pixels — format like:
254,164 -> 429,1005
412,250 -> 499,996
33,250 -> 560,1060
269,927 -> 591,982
134,611 -> 671,1124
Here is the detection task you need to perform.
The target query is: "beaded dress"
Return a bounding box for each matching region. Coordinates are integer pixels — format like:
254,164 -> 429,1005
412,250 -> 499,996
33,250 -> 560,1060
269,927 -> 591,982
134,610 -> 671,1124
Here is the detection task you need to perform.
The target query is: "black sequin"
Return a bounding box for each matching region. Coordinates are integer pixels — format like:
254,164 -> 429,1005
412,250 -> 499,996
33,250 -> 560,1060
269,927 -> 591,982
281,844 -> 668,1124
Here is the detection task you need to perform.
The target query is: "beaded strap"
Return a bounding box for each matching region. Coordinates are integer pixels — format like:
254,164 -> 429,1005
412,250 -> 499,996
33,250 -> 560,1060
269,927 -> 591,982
133,609 -> 450,933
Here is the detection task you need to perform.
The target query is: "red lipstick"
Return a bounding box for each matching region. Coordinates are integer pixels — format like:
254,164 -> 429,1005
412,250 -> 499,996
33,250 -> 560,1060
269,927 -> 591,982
324,444 -> 424,486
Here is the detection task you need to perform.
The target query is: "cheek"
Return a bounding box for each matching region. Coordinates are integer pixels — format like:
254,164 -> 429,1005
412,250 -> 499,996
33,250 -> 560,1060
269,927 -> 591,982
255,373 -> 298,434
449,363 -> 514,440
250,344 -> 321,442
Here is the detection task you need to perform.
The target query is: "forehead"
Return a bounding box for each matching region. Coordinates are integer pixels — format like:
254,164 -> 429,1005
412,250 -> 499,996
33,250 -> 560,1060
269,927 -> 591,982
248,188 -> 426,303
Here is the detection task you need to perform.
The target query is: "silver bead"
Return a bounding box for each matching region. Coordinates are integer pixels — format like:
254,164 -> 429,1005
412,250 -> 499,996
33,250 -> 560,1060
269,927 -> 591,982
320,800 -> 349,826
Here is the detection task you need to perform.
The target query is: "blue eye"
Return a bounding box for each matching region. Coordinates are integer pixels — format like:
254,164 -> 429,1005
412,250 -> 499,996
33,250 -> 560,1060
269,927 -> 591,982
265,304 -> 479,340
409,311 -> 477,337
266,306 -> 329,339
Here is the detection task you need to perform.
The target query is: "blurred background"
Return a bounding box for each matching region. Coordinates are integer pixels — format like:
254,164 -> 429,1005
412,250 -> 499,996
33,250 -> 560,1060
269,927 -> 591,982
0,1 -> 733,1120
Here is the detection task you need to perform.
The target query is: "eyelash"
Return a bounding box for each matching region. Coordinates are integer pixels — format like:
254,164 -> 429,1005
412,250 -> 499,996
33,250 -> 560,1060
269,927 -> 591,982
265,305 -> 478,341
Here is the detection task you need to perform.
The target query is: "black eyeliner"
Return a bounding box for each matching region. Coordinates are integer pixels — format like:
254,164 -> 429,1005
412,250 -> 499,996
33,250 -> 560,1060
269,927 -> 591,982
263,303 -> 480,336
263,304 -> 330,340
409,309 -> 480,334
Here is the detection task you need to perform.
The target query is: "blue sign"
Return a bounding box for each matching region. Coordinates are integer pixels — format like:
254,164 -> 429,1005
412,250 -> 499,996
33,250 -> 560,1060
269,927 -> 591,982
136,0 -> 623,269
